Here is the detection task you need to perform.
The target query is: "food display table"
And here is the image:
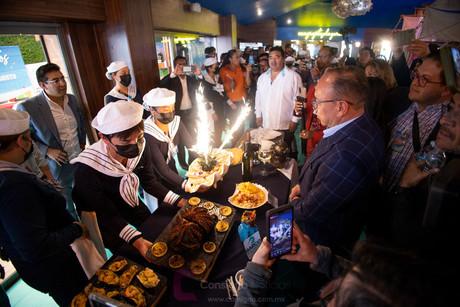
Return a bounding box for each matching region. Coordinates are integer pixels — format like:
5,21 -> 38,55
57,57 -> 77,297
116,160 -> 297,306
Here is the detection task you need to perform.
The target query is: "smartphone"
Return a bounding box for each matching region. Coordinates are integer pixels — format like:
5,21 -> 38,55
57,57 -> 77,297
266,204 -> 294,259
88,292 -> 131,307
181,66 -> 194,73
392,29 -> 415,47
249,55 -> 255,65
440,46 -> 460,93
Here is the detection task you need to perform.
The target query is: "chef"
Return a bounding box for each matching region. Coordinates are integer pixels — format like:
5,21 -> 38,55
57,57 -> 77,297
142,88 -> 198,211
71,101 -> 187,260
0,108 -> 88,306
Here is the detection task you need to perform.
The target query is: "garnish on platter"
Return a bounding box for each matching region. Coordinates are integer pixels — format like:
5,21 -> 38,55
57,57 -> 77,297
202,201 -> 215,210
122,285 -> 146,307
120,265 -> 140,288
136,268 -> 160,288
189,259 -> 207,275
188,197 -> 201,206
185,149 -> 232,193
169,254 -> 185,269
150,242 -> 167,258
203,241 -> 216,253
228,182 -> 268,209
216,220 -> 229,232
108,259 -> 127,272
96,269 -> 119,286
219,206 -> 232,217
186,87 -> 250,193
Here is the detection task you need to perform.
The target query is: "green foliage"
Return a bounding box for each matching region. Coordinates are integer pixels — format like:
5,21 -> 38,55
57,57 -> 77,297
0,35 -> 46,64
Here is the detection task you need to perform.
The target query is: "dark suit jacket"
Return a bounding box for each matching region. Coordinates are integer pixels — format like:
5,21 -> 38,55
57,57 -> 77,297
158,73 -> 202,112
16,92 -> 86,179
292,112 -> 384,256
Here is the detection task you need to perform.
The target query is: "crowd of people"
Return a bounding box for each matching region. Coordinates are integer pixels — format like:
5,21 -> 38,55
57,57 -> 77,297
1,38 -> 459,306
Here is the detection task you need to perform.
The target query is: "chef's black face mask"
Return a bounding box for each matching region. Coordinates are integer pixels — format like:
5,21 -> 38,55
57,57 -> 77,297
21,137 -> 34,163
156,110 -> 175,124
111,137 -> 143,159
286,62 -> 293,68
119,74 -> 132,87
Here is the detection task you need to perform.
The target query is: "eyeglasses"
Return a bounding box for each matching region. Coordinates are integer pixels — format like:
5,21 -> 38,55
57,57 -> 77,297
312,98 -> 353,109
316,55 -> 329,59
45,77 -> 67,86
414,71 -> 443,87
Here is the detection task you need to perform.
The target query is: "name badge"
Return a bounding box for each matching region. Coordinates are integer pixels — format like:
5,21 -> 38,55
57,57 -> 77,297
171,145 -> 179,157
213,84 -> 224,92
243,231 -> 262,260
391,130 -> 409,152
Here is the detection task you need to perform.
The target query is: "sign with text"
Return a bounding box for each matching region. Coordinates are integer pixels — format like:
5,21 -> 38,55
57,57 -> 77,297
298,28 -> 342,40
0,46 -> 32,95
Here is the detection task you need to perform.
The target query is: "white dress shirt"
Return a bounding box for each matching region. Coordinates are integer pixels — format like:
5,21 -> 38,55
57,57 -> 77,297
44,92 -> 81,160
255,67 -> 302,130
322,115 -> 360,138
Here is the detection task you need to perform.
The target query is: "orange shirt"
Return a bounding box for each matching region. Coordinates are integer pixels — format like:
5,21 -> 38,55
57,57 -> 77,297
219,64 -> 247,102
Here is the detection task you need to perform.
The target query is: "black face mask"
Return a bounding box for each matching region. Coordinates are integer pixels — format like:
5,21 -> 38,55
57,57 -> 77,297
119,74 -> 132,87
112,137 -> 144,159
156,111 -> 175,124
22,138 -> 34,163
286,62 -> 293,67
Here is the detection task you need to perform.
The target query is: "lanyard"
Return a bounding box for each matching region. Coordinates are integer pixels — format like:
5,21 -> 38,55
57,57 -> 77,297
412,110 -> 441,152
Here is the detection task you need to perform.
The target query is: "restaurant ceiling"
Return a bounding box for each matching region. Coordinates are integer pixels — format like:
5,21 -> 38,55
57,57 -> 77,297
191,0 -> 435,29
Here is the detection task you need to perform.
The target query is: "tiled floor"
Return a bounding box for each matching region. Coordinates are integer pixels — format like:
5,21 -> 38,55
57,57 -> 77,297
6,281 -> 58,307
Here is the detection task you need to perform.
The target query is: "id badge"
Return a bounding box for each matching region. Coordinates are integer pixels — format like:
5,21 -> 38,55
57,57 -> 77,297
214,84 -> 224,92
171,145 -> 178,157
391,130 -> 409,152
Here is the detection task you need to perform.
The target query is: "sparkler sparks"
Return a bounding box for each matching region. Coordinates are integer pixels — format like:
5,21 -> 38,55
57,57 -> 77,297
218,99 -> 251,152
192,85 -> 211,163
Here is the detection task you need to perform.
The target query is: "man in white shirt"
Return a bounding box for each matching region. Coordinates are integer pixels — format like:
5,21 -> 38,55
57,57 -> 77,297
159,56 -> 202,169
255,46 -> 302,157
16,63 -> 86,220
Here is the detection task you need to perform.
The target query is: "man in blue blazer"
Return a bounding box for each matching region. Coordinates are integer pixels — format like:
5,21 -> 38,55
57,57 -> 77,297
290,66 -> 384,257
16,63 -> 86,219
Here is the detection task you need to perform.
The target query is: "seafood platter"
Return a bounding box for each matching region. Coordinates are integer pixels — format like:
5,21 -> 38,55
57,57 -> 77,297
145,197 -> 236,281
71,256 -> 167,307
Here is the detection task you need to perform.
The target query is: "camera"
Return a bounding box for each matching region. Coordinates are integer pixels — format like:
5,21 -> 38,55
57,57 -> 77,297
252,64 -> 259,74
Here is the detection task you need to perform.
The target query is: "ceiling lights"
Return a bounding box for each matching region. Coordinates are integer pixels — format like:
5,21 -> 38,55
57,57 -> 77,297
332,0 -> 373,19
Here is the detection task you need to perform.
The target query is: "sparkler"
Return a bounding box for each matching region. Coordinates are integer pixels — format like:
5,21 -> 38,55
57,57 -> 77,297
192,85 -> 211,163
218,98 -> 251,152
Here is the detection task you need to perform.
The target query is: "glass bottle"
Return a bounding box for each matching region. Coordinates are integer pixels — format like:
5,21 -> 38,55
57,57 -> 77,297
242,132 -> 253,181
415,141 -> 447,171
